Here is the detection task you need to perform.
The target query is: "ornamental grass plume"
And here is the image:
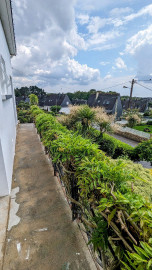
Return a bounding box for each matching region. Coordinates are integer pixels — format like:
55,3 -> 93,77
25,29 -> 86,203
126,113 -> 141,128
58,105 -> 80,129
57,115 -> 69,126
92,107 -> 116,135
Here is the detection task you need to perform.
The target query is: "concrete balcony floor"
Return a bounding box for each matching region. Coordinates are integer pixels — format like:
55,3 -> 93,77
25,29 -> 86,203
0,124 -> 97,270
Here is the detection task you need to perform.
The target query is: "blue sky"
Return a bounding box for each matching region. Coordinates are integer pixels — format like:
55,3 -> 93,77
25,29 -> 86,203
12,0 -> 152,97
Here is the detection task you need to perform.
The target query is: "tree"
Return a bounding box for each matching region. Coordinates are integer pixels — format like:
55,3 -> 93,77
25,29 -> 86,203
67,89 -> 97,101
15,86 -> 47,98
29,94 -> 38,105
50,105 -> 61,115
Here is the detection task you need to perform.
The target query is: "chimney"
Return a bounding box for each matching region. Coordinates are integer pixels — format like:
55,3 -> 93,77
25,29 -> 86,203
95,92 -> 99,100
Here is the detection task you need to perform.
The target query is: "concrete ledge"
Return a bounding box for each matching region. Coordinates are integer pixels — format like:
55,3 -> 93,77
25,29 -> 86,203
0,196 -> 10,269
2,95 -> 12,101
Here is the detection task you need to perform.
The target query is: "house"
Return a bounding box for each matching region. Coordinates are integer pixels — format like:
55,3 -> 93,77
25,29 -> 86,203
40,93 -> 72,113
88,92 -> 123,118
0,0 -> 17,196
72,99 -> 87,105
121,98 -> 149,113
15,96 -> 29,105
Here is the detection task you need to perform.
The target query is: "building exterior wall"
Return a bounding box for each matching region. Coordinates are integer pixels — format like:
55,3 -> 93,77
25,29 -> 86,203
0,20 -> 17,196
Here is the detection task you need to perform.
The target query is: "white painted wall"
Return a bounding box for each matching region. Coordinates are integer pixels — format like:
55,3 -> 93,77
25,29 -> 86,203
0,20 -> 17,196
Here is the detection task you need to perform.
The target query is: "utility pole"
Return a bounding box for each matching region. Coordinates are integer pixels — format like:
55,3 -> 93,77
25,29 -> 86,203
128,79 -> 135,109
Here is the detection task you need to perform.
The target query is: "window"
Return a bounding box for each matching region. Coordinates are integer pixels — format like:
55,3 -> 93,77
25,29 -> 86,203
0,55 -> 11,96
103,100 -> 110,105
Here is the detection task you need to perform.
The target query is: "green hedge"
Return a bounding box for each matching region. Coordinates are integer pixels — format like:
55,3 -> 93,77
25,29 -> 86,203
87,128 -> 135,159
86,127 -> 152,163
17,109 -> 33,123
30,106 -> 152,269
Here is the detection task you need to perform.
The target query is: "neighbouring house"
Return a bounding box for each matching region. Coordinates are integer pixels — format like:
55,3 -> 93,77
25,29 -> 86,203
0,0 -> 17,196
72,99 -> 87,105
39,93 -> 72,114
15,96 -> 29,105
121,98 -> 149,113
88,92 -> 123,118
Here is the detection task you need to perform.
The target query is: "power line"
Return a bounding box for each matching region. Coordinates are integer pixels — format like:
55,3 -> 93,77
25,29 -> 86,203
137,79 -> 152,82
99,81 -> 130,92
135,82 -> 152,93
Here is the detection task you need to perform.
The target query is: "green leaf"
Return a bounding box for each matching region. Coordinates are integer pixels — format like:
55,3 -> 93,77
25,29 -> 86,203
129,253 -> 147,263
121,261 -> 132,270
108,208 -> 116,227
134,245 -> 150,259
140,242 -> 152,257
147,259 -> 152,269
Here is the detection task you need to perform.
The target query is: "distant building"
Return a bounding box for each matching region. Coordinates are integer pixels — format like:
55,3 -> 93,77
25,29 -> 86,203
72,99 -> 87,105
39,93 -> 72,112
15,96 -> 29,105
121,98 -> 149,113
0,0 -> 17,196
88,92 -> 123,118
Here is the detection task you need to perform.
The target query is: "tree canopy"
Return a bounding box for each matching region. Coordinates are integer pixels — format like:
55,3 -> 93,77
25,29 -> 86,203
15,86 -> 47,98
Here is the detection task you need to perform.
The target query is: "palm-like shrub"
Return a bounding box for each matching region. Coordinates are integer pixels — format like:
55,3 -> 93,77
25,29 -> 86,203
77,105 -> 96,132
125,109 -> 141,128
58,105 -> 96,133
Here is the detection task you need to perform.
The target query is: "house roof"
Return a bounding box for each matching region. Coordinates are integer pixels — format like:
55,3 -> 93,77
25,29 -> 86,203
0,0 -> 16,55
121,98 -> 149,112
88,93 -> 119,111
44,94 -> 66,106
72,99 -> 87,105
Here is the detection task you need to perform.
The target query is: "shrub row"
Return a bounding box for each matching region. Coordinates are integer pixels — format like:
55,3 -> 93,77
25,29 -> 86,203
86,127 -> 152,163
17,109 -> 33,123
31,106 -> 152,269
87,128 -> 134,159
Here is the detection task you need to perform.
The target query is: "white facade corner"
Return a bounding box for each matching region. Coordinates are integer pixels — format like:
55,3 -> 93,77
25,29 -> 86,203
0,4 -> 17,196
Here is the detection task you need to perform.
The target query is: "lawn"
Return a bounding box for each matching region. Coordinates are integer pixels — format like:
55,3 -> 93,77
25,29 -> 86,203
133,124 -> 152,133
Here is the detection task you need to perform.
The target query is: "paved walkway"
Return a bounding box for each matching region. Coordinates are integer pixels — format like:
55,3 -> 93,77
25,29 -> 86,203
112,134 -> 151,169
2,124 -> 97,270
111,134 -> 138,147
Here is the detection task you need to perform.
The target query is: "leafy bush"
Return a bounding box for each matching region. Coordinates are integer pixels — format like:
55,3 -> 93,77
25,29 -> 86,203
50,105 -> 61,115
17,101 -> 30,110
31,106 -> 152,269
17,109 -> 33,123
134,140 -> 152,165
29,94 -> 38,105
85,128 -> 135,160
125,110 -> 141,128
147,120 -> 152,125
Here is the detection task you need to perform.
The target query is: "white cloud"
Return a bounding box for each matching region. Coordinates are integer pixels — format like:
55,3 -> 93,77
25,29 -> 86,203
87,30 -> 121,48
104,73 -> 112,80
100,61 -> 110,66
125,4 -> 152,23
109,7 -> 133,17
12,0 -> 99,88
115,57 -> 127,69
125,25 -> 152,54
86,4 -> 152,34
125,25 -> 152,77
77,14 -> 90,25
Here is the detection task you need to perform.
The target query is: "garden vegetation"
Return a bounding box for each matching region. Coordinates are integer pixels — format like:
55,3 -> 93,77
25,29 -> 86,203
30,105 -> 152,270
